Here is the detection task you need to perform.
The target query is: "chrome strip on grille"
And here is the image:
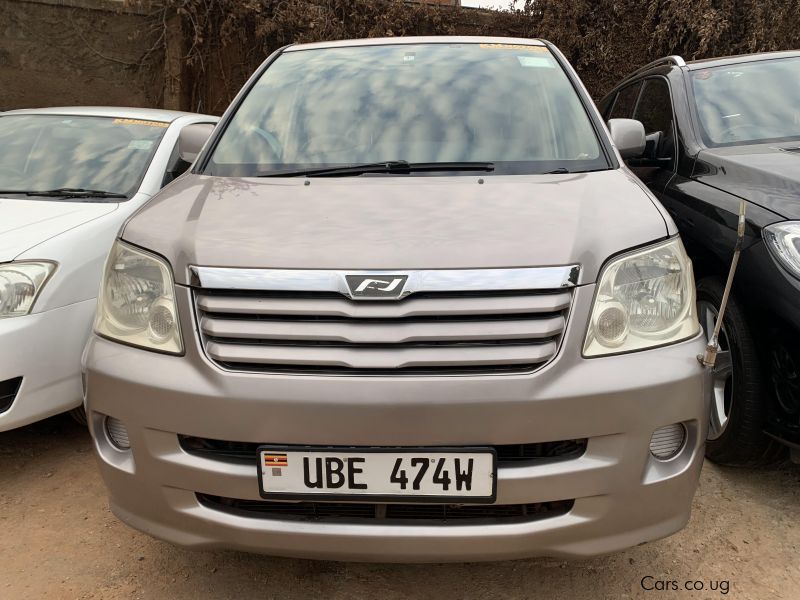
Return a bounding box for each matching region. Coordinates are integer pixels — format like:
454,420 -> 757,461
193,267 -> 577,375
196,292 -> 572,318
191,265 -> 580,298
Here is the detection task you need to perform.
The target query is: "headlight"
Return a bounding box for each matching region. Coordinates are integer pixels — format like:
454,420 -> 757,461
583,238 -> 700,357
0,261 -> 56,318
763,221 -> 800,279
94,240 -> 183,354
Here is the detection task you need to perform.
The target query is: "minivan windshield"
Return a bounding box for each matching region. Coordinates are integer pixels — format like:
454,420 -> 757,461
0,115 -> 168,199
206,43 -> 608,176
691,57 -> 800,147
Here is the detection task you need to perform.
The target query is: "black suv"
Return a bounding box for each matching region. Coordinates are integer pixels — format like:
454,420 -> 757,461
600,51 -> 800,466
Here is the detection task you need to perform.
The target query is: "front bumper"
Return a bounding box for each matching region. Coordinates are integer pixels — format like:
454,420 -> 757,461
84,286 -> 708,562
0,298 -> 95,431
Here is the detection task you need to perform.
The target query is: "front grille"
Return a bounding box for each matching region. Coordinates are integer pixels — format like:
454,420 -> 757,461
197,493 -> 574,524
0,377 -> 22,414
178,436 -> 588,466
194,288 -> 572,375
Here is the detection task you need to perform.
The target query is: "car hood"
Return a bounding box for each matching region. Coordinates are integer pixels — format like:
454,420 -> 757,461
0,197 -> 119,262
122,170 -> 669,286
695,143 -> 800,219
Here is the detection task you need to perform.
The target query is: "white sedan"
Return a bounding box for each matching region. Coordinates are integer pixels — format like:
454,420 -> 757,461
0,107 -> 217,430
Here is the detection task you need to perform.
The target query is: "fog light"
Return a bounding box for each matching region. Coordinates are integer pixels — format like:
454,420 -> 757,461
105,416 -> 130,450
595,301 -> 628,347
649,423 -> 686,460
147,300 -> 176,343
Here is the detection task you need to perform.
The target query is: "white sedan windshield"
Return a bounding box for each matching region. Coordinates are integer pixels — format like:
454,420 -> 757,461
0,115 -> 167,198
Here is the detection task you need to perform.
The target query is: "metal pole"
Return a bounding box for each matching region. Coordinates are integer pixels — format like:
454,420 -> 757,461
699,200 -> 746,368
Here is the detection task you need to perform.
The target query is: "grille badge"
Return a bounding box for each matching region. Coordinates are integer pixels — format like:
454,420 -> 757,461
345,275 -> 409,299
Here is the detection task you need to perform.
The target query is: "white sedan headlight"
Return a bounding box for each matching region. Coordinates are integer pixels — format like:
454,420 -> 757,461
584,238 -> 700,357
94,240 -> 183,354
763,221 -> 800,279
0,261 -> 56,318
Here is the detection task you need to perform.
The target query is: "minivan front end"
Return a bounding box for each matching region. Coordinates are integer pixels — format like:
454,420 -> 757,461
84,37 -> 708,561
84,258 -> 706,561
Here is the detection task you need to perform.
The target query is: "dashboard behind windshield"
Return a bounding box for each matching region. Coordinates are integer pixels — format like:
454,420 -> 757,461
0,115 -> 168,198
691,57 -> 800,147
206,43 -> 609,176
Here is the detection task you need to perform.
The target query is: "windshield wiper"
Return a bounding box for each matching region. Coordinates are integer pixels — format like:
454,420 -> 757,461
0,187 -> 128,199
258,161 -> 495,178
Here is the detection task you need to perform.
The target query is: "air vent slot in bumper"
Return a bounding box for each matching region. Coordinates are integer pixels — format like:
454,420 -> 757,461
197,493 -> 575,524
0,377 -> 22,414
178,436 -> 588,466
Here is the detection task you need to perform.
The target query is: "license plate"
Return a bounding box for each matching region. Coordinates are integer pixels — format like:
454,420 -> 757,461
257,446 -> 497,503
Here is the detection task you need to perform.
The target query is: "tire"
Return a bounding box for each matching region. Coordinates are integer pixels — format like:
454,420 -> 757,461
69,406 -> 87,427
697,277 -> 786,466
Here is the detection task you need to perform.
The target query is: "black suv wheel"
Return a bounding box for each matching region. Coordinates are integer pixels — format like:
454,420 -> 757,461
697,277 -> 786,466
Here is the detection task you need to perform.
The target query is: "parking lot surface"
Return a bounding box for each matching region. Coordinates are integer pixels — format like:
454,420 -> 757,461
1,414 -> 798,599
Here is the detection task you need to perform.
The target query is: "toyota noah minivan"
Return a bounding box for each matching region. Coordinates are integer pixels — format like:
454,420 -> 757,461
83,37 -> 708,562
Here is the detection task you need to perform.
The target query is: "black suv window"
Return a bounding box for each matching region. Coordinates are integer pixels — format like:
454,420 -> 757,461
633,78 -> 676,168
690,57 -> 800,146
608,82 -> 642,119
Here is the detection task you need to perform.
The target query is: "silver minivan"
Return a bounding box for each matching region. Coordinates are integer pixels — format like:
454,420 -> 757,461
84,37 -> 708,562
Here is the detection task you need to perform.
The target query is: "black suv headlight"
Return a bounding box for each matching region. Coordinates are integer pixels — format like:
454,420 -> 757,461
764,221 -> 800,280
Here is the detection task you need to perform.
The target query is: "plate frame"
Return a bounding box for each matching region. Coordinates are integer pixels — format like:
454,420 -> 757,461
256,445 -> 498,504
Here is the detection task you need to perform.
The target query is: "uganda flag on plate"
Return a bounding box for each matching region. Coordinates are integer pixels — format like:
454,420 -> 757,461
263,453 -> 288,468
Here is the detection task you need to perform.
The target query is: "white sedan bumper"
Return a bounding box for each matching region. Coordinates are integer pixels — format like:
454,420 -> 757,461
0,298 -> 95,431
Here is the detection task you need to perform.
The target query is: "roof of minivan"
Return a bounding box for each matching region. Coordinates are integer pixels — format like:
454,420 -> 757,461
685,49 -> 800,70
1,106 -> 213,122
285,36 -> 546,52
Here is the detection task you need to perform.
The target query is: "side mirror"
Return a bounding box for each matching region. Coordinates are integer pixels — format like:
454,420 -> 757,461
162,123 -> 216,187
643,131 -> 663,160
178,123 -> 216,164
607,118 -> 646,159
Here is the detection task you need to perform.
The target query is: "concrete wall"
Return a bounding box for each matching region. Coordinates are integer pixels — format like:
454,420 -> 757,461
0,0 -> 483,114
0,0 -> 159,111
0,0 -> 507,115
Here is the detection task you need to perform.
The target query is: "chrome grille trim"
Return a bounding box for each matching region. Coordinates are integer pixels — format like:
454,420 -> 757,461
200,314 -> 566,343
206,341 -> 559,370
191,265 -> 580,299
196,292 -> 572,319
193,267 -> 577,375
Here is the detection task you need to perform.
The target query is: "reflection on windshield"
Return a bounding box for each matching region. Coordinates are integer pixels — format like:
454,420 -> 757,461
208,43 -> 607,176
0,115 -> 168,198
691,57 -> 800,146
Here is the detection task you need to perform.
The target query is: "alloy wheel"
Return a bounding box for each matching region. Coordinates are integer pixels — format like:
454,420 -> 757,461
698,301 -> 734,440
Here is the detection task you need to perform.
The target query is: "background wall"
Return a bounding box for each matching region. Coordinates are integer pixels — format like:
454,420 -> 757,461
2,0 -> 799,114
0,0 -> 161,111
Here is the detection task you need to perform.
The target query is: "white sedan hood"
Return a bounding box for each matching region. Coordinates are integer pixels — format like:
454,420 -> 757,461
0,197 -> 118,262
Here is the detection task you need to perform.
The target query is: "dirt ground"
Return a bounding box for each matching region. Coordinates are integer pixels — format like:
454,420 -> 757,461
1,414 -> 798,600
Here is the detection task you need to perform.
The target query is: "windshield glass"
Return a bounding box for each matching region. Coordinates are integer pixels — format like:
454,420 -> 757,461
206,43 -> 607,176
0,115 -> 168,198
691,57 -> 800,147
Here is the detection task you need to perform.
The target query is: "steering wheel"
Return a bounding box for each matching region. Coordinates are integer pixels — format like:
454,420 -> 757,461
298,127 -> 365,162
252,127 -> 283,161
718,123 -> 767,143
